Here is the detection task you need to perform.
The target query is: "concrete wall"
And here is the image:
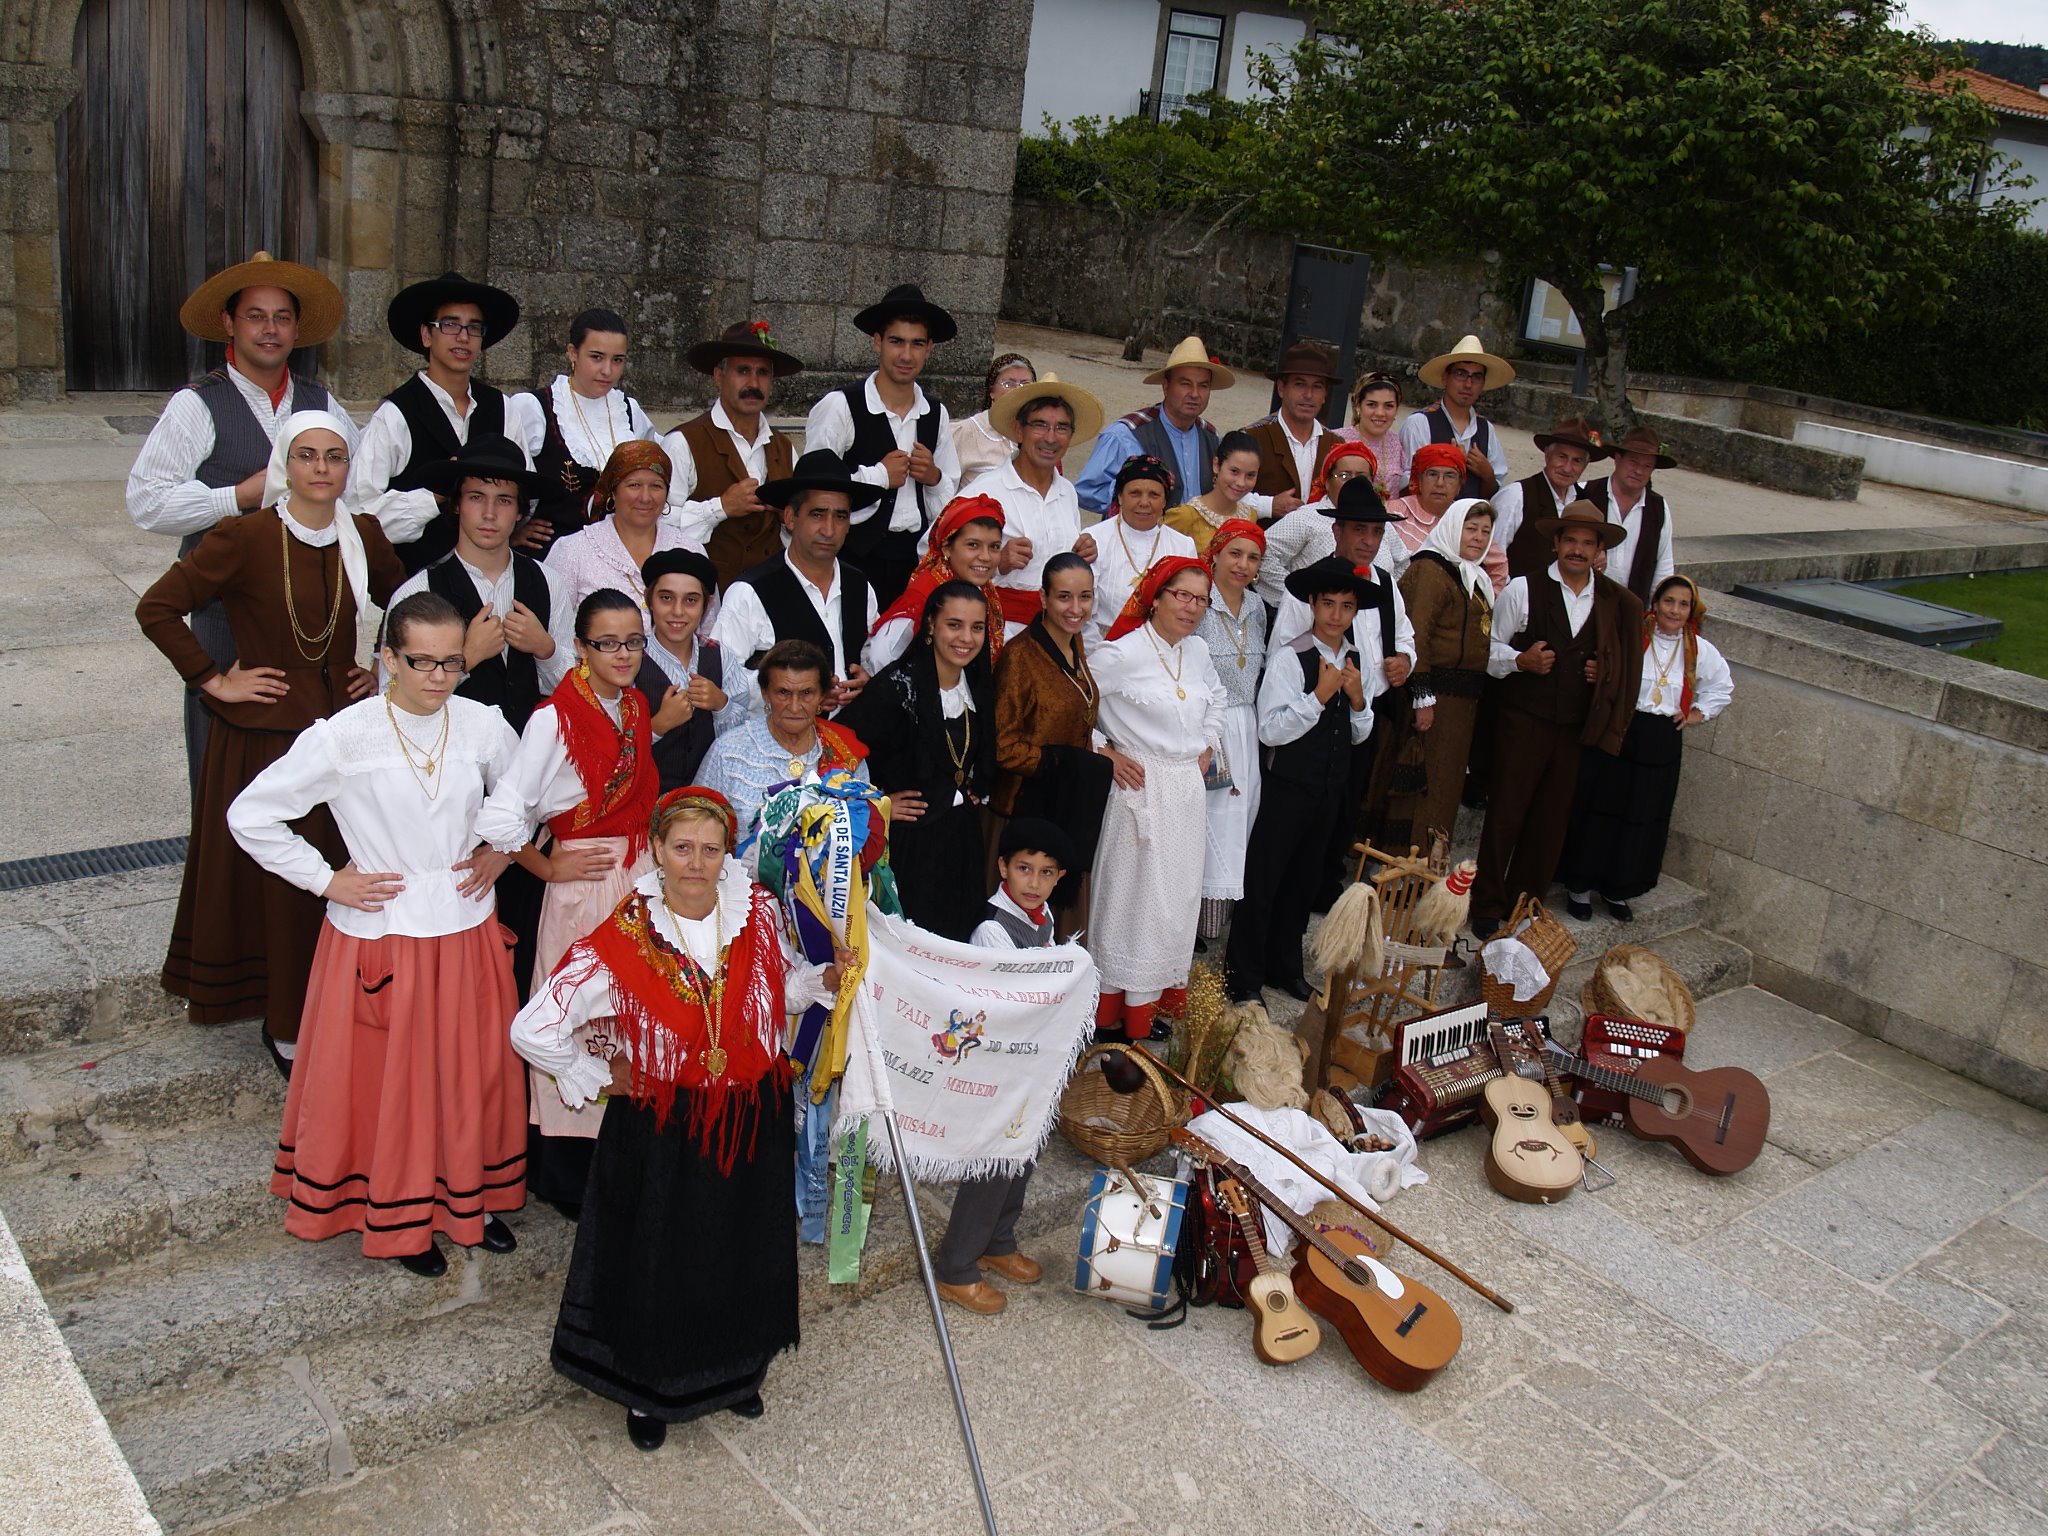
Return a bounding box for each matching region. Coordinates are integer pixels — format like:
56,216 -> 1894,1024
1793,422 -> 2048,512
1662,578 -> 2048,1110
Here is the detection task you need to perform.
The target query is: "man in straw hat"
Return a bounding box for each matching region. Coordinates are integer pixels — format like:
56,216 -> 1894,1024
967,371 -> 1105,638
351,270 -> 539,576
127,251 -> 353,794
1241,339 -> 1344,517
803,283 -> 962,608
664,320 -> 804,589
1399,333 -> 1514,499
1493,415 -> 1609,579
1471,502 -> 1643,938
1580,425 -> 1678,605
1073,335 -> 1235,515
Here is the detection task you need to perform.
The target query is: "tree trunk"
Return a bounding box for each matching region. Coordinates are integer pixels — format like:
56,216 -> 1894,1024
1553,277 -> 1638,438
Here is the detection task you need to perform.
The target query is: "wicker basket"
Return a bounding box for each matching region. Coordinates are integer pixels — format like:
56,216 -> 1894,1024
1057,1043 -> 1189,1166
1580,943 -> 1696,1033
1480,894 -> 1578,1016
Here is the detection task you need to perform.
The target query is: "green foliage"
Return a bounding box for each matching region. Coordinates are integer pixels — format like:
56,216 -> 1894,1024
1896,571 -> 2048,680
1011,101 -> 1268,225
1953,40 -> 2048,87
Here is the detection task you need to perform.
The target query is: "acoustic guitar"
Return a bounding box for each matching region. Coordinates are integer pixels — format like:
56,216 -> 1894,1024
1519,1017 -> 1596,1160
1546,1042 -> 1771,1176
1172,1130 -> 1461,1392
1481,1022 -> 1583,1204
1215,1176 -> 1322,1365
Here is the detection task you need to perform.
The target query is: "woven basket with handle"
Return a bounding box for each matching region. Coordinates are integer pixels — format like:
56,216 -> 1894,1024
1057,1043 -> 1189,1165
1580,942 -> 1696,1033
1480,894 -> 1578,1016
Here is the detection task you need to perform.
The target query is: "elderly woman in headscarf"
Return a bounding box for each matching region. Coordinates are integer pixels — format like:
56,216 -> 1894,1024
1087,454 -> 1198,643
1365,497 -> 1498,854
1192,518 -> 1267,944
1558,574 -> 1732,922
1088,555 -> 1226,1042
1253,439 -> 1380,615
136,410 -> 408,1075
1387,444 -> 1509,592
862,493 -> 1007,675
545,439 -> 700,624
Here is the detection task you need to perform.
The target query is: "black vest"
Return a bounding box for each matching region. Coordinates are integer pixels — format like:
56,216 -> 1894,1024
385,375 -> 509,574
633,639 -> 727,793
838,381 -> 942,557
531,386 -> 642,552
1581,478 -> 1668,605
1121,405 -> 1219,501
982,898 -> 1055,949
735,555 -> 869,677
186,369 -> 331,554
424,552 -> 552,733
1421,404 -> 1494,499
1501,576 -> 1598,727
1504,472 -> 1574,580
1265,642 -> 1359,790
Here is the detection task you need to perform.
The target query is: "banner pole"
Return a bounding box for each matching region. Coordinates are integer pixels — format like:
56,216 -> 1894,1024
882,1109 -> 1000,1536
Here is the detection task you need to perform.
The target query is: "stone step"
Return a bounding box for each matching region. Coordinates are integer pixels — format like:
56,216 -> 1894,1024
0,868 -> 183,1058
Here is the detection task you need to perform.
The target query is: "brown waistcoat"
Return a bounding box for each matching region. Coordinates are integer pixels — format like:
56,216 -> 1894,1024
673,411 -> 796,589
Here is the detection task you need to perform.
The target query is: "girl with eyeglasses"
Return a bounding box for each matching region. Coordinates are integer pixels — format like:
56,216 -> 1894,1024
477,587 -> 660,1218
227,589 -> 532,1277
137,410 -> 407,1078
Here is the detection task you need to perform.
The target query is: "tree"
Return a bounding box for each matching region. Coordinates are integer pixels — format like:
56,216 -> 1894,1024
1245,0 -> 2020,430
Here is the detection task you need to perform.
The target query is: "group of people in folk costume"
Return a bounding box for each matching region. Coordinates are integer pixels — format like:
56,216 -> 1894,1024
128,250 -> 1732,1443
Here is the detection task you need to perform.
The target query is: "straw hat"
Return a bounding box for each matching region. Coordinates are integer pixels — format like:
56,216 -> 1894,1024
179,252 -> 343,347
987,370 -> 1106,444
1418,334 -> 1515,391
1142,336 -> 1236,389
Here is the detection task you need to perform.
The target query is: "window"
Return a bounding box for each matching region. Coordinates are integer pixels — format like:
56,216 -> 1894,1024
1159,11 -> 1224,118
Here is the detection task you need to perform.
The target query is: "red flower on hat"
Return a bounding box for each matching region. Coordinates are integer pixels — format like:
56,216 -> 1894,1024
1209,355 -> 1222,365
749,319 -> 778,350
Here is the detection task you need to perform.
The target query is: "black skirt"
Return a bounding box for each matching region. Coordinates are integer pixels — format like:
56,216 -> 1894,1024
890,799 -> 989,940
1558,710 -> 1684,901
551,1073 -> 798,1421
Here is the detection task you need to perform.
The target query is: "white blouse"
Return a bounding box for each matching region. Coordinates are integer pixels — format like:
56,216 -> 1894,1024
1090,623 -> 1226,760
544,516 -> 703,627
508,863 -> 833,1108
537,375 -> 658,472
474,694 -> 625,852
227,695 -> 521,940
1087,516 -> 1199,643
1637,630 -> 1733,720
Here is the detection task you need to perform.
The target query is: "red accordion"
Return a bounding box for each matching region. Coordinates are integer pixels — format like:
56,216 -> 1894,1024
1576,1014 -> 1688,1122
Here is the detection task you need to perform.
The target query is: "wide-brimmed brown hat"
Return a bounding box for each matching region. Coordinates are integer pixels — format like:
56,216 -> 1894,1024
1608,425 -> 1676,469
1534,499 -> 1627,549
987,370 -> 1105,444
387,271 -> 520,354
685,320 -> 806,378
179,252 -> 343,347
1533,416 -> 1609,460
1266,339 -> 1342,384
1143,335 -> 1237,390
852,283 -> 957,343
1418,333 -> 1515,391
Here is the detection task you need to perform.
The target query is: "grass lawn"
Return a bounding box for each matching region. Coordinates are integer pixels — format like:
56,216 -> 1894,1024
1898,570 -> 2048,679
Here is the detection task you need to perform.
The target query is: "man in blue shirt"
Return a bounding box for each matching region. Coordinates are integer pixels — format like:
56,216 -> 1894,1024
1072,335 -> 1235,513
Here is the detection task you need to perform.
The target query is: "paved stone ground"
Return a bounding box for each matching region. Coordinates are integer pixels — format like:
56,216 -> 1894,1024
186,985 -> 2048,1536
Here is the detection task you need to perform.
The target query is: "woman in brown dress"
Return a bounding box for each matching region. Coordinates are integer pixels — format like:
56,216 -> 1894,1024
991,551 -> 1112,933
1369,498 -> 1496,854
136,411 -> 406,1073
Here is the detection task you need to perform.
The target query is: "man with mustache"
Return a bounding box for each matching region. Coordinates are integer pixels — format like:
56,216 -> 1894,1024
664,321 -> 805,590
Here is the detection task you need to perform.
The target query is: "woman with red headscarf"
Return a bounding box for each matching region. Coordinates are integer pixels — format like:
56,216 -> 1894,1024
1253,439 -> 1379,614
1387,443 -> 1509,593
1192,519 -> 1267,943
544,440 -> 702,625
862,494 -> 1007,674
1087,555 -> 1226,1041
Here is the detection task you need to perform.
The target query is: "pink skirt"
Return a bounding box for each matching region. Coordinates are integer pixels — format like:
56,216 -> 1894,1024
528,836 -> 652,1140
272,917 -> 526,1258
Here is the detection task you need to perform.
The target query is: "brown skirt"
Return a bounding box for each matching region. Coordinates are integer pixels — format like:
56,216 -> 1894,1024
163,716 -> 342,1036
1370,694 -> 1480,858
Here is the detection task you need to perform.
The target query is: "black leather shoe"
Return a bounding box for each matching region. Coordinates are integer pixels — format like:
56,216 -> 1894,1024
1604,897 -> 1634,923
1279,977 -> 1315,1003
627,1410 -> 667,1451
479,1216 -> 517,1253
727,1394 -> 765,1420
397,1242 -> 447,1278
261,1031 -> 294,1082
1566,896 -> 1593,921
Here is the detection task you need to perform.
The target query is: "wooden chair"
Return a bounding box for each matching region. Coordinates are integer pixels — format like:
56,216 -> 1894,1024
1305,840 -> 1453,1091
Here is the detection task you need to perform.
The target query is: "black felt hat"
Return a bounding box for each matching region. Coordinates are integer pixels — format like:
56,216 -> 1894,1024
852,283 -> 958,343
1321,476 -> 1405,524
415,434 -> 539,497
387,271 -> 521,354
758,449 -> 888,512
1284,555 -> 1377,606
684,320 -> 806,378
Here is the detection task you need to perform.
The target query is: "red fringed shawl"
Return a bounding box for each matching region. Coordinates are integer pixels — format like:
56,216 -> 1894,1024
545,668 -> 658,860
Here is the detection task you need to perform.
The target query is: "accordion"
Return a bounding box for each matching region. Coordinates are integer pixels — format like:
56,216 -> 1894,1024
1377,1014 -> 1552,1139
1576,1014 -> 1688,1123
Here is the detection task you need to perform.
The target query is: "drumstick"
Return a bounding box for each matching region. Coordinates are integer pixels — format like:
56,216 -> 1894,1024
1111,1048 -> 1516,1314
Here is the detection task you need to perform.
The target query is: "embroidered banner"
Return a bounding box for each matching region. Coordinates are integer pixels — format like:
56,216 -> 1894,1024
835,909 -> 1098,1182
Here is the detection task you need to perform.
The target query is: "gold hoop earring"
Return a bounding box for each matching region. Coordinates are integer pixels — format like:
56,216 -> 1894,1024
577,658 -> 591,681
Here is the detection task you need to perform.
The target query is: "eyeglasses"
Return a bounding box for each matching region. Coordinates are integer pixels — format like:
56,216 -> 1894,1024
1024,419 -> 1075,437
401,654 -> 465,674
584,635 -> 648,653
1159,588 -> 1211,611
289,448 -> 350,467
1327,467 -> 1363,483
993,376 -> 1031,393
428,318 -> 488,339
1444,367 -> 1488,383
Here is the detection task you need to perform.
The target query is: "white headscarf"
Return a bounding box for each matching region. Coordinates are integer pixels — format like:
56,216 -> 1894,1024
1418,497 -> 1495,602
262,410 -> 369,614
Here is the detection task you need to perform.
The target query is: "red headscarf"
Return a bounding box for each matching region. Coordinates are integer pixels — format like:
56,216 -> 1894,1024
1410,442 -> 1466,481
1310,440 -> 1377,502
868,494 -> 1008,663
588,440 -> 674,520
650,786 -> 739,852
1104,554 -> 1210,642
1206,518 -> 1265,568
1644,574 -> 1706,720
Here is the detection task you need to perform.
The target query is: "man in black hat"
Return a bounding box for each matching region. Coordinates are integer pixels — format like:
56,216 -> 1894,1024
352,271 -> 540,575
1227,557 -> 1374,1001
1241,339 -> 1343,516
664,320 -> 805,590
801,284 -> 962,607
710,448 -> 884,711
1492,415 -> 1609,579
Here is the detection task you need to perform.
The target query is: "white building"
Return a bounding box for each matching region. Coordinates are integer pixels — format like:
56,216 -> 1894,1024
1954,68 -> 2048,234
1020,0 -> 1309,130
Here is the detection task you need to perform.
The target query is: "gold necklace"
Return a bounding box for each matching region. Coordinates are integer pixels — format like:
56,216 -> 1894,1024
771,726 -> 816,780
1143,622 -> 1187,701
941,687 -> 973,788
1648,630 -> 1683,707
659,885 -> 729,1078
385,694 -> 449,799
1213,592 -> 1251,671
1114,517 -> 1164,583
566,381 -> 618,463
280,514 -> 346,661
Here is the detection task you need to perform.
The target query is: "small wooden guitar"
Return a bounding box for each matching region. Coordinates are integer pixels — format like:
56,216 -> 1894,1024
1546,1042 -> 1771,1176
1481,1022 -> 1583,1204
1215,1176 -> 1322,1365
1173,1129 -> 1461,1391
1519,1018 -> 1596,1160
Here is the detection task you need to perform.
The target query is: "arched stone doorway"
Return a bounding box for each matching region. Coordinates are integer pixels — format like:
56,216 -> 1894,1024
56,0 -> 319,390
